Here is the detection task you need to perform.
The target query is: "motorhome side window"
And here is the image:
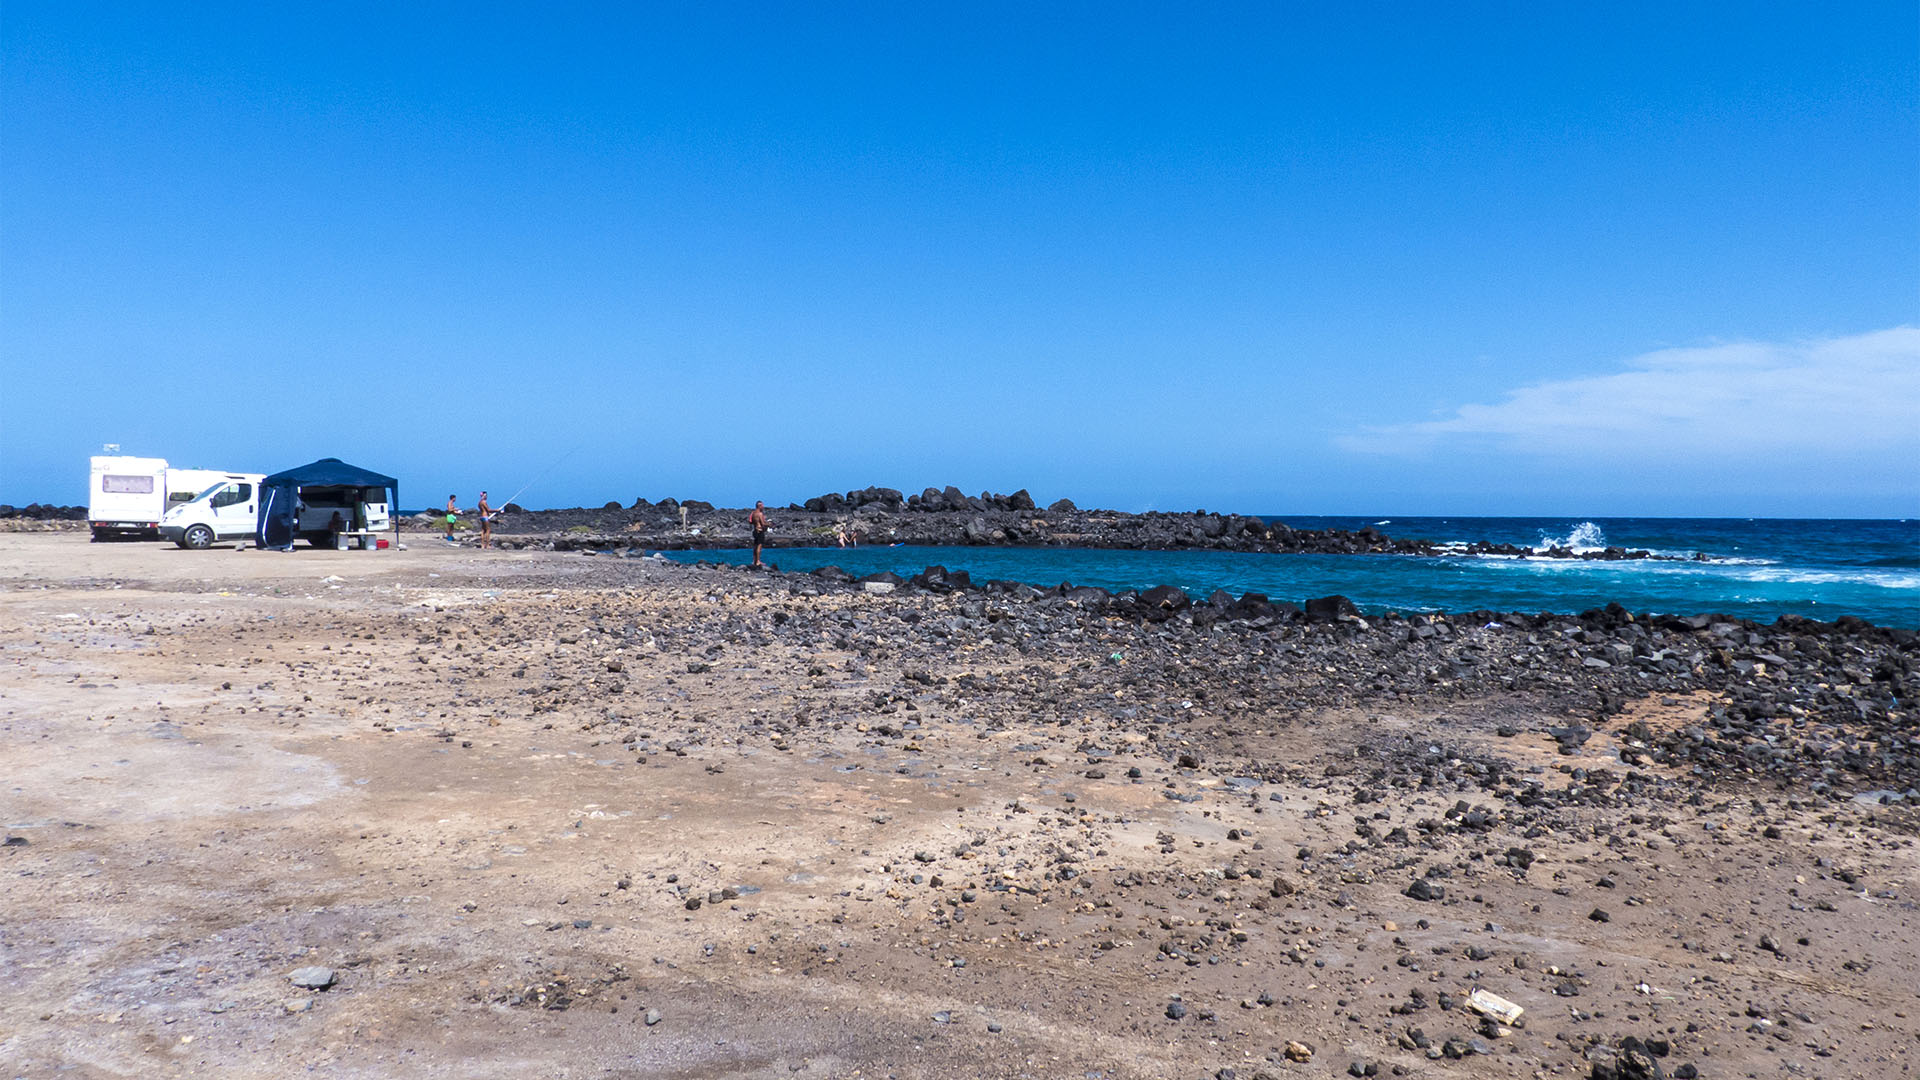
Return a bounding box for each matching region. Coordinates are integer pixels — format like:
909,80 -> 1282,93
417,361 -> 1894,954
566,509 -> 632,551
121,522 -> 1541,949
103,475 -> 155,494
212,484 -> 252,508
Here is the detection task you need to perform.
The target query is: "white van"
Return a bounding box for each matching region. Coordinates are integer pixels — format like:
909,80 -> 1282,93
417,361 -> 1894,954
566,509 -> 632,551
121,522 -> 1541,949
159,474 -> 268,549
165,469 -> 245,507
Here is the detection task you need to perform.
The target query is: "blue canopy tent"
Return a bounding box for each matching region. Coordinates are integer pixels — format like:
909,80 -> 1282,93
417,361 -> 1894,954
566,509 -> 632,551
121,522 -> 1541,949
255,458 -> 399,550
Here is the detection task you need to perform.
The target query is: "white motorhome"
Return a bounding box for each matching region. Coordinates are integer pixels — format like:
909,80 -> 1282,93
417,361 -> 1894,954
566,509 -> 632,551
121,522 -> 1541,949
88,456 -> 169,539
88,456 -> 260,541
159,474 -> 269,549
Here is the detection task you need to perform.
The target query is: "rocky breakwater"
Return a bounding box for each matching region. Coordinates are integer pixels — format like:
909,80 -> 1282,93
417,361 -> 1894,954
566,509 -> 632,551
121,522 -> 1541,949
0,503 -> 86,520
0,504 -> 87,532
458,484 -> 1673,561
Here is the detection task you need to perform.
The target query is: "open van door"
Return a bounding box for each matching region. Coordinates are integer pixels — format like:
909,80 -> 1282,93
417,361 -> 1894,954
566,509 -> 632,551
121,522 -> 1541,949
362,487 -> 390,532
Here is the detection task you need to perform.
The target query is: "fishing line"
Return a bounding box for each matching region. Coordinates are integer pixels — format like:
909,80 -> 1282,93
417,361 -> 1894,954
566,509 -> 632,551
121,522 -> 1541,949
497,445 -> 581,513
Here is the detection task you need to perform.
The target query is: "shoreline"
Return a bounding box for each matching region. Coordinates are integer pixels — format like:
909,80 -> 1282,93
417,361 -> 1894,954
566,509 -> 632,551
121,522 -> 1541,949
4,531 -> 1912,788
680,548 -> 1912,627
17,514 -> 1913,629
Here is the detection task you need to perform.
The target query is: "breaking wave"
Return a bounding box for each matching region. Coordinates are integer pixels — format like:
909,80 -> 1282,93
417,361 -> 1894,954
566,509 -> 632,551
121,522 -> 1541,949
1538,521 -> 1607,552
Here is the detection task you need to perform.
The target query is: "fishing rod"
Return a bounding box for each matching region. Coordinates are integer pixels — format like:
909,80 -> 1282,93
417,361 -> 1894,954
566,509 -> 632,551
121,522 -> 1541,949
494,445 -> 581,514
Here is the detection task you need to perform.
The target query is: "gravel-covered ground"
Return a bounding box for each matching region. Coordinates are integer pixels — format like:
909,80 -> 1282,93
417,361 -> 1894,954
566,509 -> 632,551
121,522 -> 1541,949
1,534 -> 1914,1079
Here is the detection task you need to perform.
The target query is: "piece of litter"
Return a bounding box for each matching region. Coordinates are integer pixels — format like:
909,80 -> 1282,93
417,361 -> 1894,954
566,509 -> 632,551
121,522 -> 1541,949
1467,989 -> 1524,1025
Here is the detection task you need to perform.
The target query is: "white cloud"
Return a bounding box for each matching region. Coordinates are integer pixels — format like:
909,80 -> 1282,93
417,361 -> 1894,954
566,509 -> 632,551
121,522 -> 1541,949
1339,327 -> 1920,461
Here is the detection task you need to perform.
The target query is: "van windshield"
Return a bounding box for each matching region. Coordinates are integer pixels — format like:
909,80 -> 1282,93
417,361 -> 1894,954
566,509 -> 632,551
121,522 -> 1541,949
183,484 -> 228,506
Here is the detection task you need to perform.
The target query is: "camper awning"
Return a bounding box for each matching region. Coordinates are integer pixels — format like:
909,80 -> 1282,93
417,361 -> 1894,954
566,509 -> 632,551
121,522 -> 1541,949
256,457 -> 399,549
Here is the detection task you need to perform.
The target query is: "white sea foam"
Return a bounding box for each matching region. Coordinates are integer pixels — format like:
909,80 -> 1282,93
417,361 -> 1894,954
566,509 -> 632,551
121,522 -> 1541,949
1433,541 -> 1773,565
1539,521 -> 1607,552
1487,554 -> 1920,592
1728,566 -> 1920,590
1599,545 -> 1714,560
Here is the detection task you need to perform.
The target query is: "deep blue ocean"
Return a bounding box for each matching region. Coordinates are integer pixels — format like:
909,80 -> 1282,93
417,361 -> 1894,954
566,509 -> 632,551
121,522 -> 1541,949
659,517 -> 1920,628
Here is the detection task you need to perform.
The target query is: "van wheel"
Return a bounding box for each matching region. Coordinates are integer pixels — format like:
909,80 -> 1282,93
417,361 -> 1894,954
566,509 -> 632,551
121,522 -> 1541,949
182,525 -> 215,550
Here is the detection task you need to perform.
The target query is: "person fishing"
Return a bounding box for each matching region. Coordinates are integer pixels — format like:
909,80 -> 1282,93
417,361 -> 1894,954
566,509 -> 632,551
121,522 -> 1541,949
747,500 -> 770,567
473,490 -> 498,550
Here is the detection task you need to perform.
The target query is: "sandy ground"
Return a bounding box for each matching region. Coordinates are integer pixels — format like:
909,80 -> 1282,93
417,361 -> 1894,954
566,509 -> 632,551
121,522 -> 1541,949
1,533 -> 1915,1079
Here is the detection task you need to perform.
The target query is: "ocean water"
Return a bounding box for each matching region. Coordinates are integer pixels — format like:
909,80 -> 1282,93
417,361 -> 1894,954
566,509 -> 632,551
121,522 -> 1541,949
659,517 -> 1920,628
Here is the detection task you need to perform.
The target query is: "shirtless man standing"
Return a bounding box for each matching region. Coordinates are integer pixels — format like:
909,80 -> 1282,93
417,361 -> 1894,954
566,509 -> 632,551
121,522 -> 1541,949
747,501 -> 770,568
474,491 -> 497,550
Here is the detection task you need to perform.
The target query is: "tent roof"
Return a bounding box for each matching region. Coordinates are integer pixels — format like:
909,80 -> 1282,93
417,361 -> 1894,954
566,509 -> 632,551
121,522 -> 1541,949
261,457 -> 398,489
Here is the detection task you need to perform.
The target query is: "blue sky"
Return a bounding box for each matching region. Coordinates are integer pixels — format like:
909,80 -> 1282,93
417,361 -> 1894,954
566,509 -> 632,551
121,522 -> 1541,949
3,3 -> 1915,516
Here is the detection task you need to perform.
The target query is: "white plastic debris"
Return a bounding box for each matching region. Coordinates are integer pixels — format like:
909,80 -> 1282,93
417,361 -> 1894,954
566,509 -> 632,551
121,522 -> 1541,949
1467,989 -> 1524,1025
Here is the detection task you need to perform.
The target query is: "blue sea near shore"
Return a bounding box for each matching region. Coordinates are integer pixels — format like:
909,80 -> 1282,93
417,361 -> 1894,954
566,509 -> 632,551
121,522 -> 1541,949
658,517 -> 1920,629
